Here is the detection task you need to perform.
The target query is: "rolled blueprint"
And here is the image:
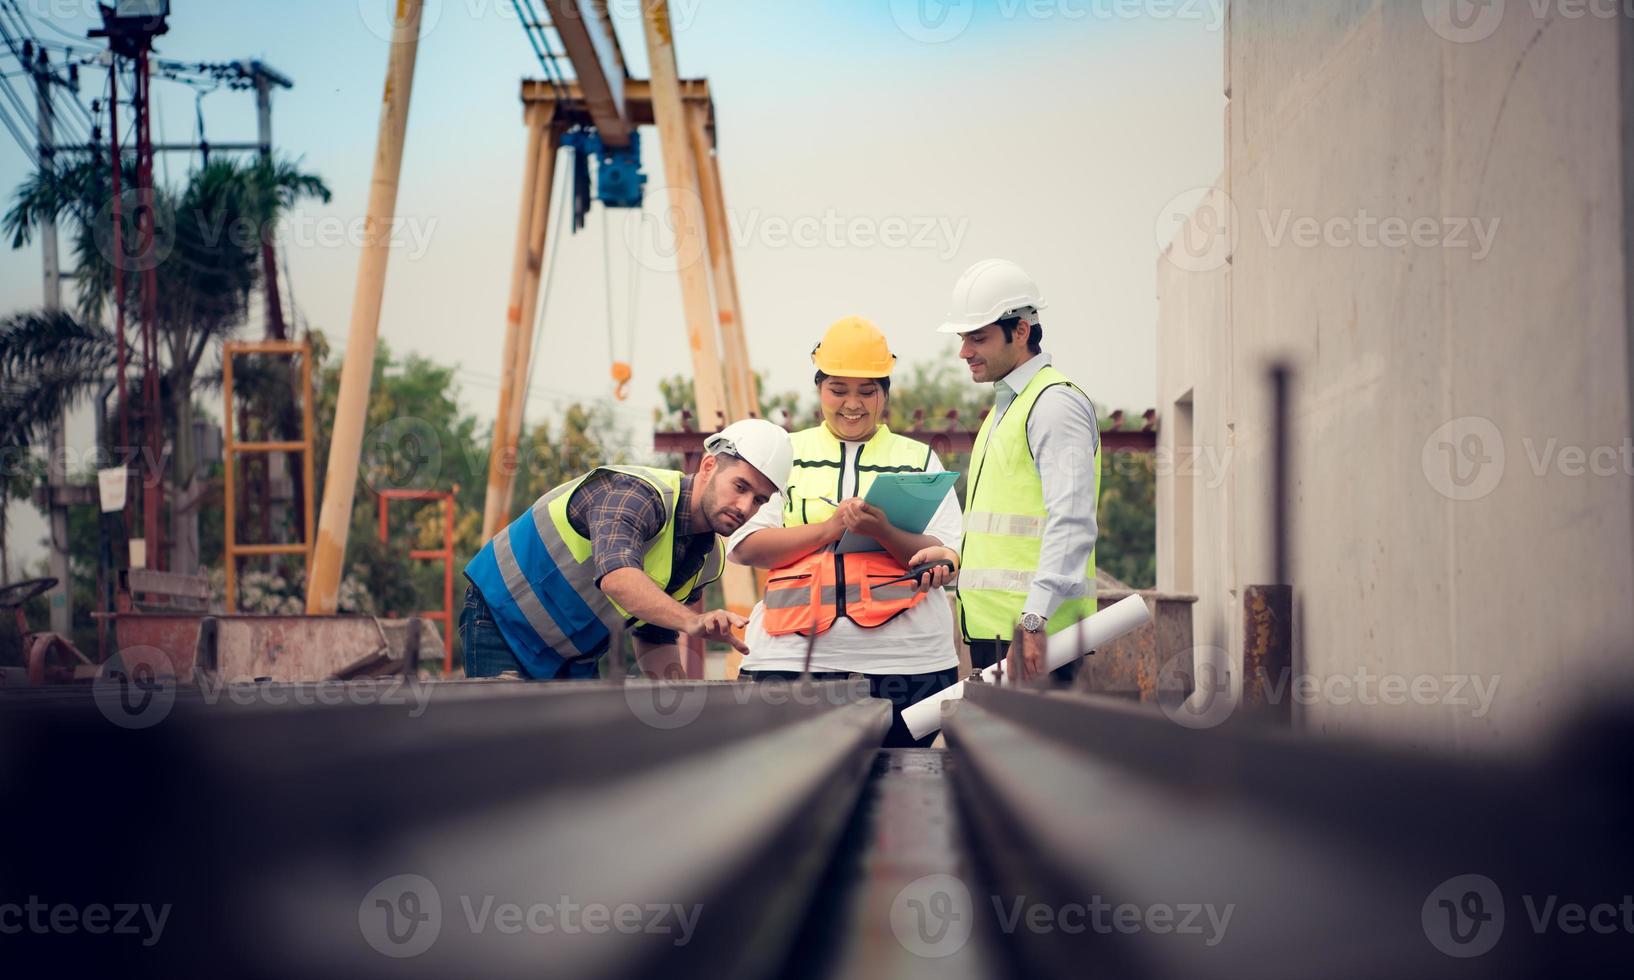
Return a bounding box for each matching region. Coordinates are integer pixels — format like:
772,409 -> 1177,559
903,593 -> 1154,740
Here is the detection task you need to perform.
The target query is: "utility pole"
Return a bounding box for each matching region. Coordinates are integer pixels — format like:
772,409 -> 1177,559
249,60 -> 292,338
246,61 -> 298,552
32,47 -> 71,633
307,0 -> 425,613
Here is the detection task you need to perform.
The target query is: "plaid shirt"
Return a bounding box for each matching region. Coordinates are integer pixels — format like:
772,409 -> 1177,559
567,471 -> 714,644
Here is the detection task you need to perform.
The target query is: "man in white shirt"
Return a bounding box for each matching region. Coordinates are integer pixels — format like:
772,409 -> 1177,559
938,259 -> 1102,682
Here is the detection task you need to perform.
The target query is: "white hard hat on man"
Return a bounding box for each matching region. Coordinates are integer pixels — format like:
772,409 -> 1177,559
705,417 -> 793,490
938,258 -> 1048,334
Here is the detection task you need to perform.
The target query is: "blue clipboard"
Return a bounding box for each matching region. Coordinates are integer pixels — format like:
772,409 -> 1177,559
835,471 -> 960,554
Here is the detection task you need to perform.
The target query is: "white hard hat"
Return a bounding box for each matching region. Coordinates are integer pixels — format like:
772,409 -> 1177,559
938,259 -> 1049,334
704,418 -> 792,490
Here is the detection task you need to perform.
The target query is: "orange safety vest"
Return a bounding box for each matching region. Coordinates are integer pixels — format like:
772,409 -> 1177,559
760,425 -> 936,637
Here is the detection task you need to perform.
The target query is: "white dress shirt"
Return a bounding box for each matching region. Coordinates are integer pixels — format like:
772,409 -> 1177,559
987,352 -> 1101,620
726,439 -> 963,676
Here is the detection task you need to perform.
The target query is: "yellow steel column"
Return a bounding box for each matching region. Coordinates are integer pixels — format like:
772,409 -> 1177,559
307,0 -> 425,613
686,102 -> 758,424
483,103 -> 556,539
641,0 -> 728,432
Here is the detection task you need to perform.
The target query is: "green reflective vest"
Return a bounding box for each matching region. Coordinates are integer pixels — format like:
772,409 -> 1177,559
958,365 -> 1101,642
783,423 -> 935,528
543,465 -> 724,628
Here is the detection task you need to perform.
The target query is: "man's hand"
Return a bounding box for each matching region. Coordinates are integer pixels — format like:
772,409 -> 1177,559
685,609 -> 750,654
841,501 -> 895,541
1005,627 -> 1049,684
905,546 -> 959,594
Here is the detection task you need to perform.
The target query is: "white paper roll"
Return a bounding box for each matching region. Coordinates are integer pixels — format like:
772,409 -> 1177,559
903,593 -> 1154,739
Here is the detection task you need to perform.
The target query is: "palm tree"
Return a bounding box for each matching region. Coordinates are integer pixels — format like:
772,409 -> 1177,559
2,154 -> 330,574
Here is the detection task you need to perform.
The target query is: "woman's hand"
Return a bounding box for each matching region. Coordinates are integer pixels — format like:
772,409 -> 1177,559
841,501 -> 895,541
905,546 -> 959,594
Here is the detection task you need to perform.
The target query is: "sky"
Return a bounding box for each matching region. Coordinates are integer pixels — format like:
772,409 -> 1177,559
0,0 -> 1224,575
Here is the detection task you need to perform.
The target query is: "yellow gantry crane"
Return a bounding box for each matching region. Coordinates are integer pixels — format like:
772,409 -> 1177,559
309,0 -> 763,646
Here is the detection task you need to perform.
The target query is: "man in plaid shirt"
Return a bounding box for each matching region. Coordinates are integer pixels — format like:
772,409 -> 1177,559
462,420 -> 791,680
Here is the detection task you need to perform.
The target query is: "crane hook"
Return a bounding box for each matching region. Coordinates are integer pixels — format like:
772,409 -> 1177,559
611,360 -> 633,401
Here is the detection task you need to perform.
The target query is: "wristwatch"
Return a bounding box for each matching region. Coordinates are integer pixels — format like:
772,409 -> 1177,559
1020,612 -> 1046,634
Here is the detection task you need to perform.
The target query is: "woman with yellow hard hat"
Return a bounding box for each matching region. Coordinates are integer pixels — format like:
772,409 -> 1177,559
727,316 -> 962,747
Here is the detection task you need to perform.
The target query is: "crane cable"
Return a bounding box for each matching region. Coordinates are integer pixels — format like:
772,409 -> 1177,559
519,142 -> 572,419
602,207 -> 641,401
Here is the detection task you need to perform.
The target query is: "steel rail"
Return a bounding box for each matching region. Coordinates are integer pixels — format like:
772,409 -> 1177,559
943,685 -> 1634,980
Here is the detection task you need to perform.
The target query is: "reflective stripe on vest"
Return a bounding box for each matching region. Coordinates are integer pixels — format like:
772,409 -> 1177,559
761,425 -> 936,637
958,366 -> 1101,642
464,466 -> 723,668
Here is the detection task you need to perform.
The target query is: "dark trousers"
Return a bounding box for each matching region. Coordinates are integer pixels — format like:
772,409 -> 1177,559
744,668 -> 961,749
967,638 -> 1083,686
459,584 -> 598,680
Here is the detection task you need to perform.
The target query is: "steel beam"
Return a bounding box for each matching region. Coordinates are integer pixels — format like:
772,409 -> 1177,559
0,679 -> 890,979
541,0 -> 632,146
943,686 -> 1634,980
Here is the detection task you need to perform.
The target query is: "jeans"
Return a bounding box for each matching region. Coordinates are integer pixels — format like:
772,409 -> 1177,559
743,667 -> 961,749
459,584 -> 598,680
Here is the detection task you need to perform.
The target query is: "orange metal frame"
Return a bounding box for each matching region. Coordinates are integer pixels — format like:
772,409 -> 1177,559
222,340 -> 316,613
376,487 -> 458,672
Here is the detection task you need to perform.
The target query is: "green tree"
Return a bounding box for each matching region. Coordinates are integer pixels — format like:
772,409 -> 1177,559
2,155 -> 330,573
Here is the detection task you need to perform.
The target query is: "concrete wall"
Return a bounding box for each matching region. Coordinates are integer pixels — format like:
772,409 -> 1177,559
1156,0 -> 1634,752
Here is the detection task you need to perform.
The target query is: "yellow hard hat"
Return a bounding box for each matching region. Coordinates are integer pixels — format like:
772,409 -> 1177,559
811,316 -> 896,379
